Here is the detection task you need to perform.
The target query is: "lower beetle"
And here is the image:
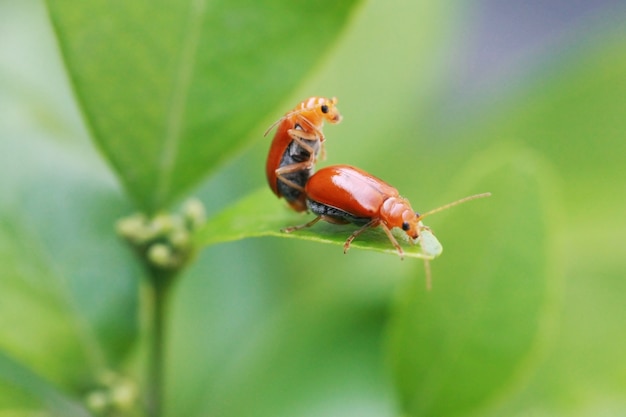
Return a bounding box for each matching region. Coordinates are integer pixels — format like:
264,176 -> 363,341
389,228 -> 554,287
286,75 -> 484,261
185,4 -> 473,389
283,164 -> 490,259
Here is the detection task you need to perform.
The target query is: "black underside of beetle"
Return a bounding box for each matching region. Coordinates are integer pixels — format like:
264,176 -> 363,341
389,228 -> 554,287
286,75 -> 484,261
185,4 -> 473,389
307,199 -> 372,226
277,168 -> 310,202
276,134 -> 319,203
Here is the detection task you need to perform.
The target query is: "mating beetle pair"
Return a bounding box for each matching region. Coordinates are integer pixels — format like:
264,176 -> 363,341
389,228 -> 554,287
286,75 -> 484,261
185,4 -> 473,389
265,96 -> 489,266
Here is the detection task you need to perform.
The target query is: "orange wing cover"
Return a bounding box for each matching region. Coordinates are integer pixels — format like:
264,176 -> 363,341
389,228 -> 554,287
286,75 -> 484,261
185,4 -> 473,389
305,165 -> 399,217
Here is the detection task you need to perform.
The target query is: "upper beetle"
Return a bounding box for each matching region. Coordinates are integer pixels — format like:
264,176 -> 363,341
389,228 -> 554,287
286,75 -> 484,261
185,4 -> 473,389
265,97 -> 342,212
283,164 -> 490,259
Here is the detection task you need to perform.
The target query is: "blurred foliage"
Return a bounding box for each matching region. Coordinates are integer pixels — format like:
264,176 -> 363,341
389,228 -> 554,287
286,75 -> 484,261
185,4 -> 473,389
1,0 -> 626,416
46,0 -> 359,213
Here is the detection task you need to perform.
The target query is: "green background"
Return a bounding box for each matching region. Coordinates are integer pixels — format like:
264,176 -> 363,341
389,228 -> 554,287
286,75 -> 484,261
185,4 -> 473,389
1,0 -> 625,416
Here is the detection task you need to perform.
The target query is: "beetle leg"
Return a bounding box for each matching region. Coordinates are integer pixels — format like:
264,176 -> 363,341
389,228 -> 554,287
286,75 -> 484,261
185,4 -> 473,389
288,115 -> 327,160
341,220 -> 406,259
378,223 -> 405,260
292,114 -> 321,136
288,127 -> 321,142
281,216 -> 322,233
288,128 -> 327,162
287,129 -> 323,157
282,214 -> 349,234
319,143 -> 327,161
276,176 -> 305,193
274,161 -> 315,192
275,160 -> 314,175
343,219 -> 379,255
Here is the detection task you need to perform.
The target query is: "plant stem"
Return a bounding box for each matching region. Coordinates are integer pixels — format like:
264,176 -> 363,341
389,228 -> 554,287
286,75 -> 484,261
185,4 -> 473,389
146,270 -> 173,417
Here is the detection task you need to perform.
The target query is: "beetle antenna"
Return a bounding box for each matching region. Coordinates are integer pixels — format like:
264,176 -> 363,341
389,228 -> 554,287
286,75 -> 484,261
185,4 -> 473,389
416,192 -> 491,222
263,117 -> 285,137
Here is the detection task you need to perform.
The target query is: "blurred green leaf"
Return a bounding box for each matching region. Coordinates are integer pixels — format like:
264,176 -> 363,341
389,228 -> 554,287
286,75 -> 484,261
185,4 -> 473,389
0,136 -> 139,391
0,351 -> 92,417
169,259 -> 393,417
468,37 -> 626,416
0,211 -> 96,389
45,0 -> 361,212
387,147 -> 561,417
196,188 -> 442,260
498,39 -> 626,211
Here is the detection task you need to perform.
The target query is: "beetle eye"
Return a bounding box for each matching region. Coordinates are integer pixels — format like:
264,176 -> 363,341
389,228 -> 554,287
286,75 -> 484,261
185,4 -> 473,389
402,222 -> 410,231
321,104 -> 329,114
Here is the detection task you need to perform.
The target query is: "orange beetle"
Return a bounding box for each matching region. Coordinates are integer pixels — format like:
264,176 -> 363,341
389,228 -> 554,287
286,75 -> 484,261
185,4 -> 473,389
265,97 -> 342,212
284,164 -> 490,259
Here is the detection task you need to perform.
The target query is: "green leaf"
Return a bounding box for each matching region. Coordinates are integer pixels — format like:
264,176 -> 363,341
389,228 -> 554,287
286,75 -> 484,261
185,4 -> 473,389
196,188 -> 440,260
0,135 -> 139,391
0,350 -> 93,417
46,0 -> 362,212
461,35 -> 626,415
495,39 -> 626,212
167,252 -> 393,417
205,294 -> 388,417
386,146 -> 561,417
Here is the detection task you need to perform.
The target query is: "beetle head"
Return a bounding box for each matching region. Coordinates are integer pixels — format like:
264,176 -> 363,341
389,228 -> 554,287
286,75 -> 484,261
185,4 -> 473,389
381,197 -> 421,240
288,97 -> 342,133
317,97 -> 342,124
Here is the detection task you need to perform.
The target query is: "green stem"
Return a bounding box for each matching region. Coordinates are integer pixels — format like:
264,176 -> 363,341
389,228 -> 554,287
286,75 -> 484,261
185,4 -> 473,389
146,270 -> 173,417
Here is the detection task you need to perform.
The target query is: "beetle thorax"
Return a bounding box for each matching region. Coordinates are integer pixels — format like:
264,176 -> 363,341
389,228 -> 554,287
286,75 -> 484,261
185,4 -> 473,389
380,197 -> 420,239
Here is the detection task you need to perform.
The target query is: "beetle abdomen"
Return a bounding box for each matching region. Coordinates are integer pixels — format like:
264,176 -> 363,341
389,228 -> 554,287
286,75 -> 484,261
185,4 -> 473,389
307,199 -> 372,226
275,136 -> 319,207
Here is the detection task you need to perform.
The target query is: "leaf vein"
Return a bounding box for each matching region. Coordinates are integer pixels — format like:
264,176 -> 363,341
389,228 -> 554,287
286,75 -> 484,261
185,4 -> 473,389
155,0 -> 208,209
